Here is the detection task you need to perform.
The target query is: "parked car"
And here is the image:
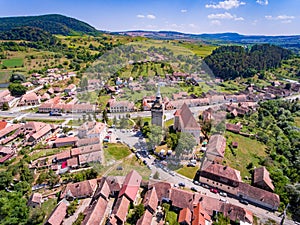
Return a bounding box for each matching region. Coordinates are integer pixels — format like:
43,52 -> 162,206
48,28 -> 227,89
220,198 -> 228,203
187,163 -> 196,167
169,171 -> 175,176
178,182 -> 186,187
193,180 -> 200,186
202,184 -> 210,189
210,188 -> 218,194
191,187 -> 198,192
239,199 -> 249,205
219,192 -> 227,197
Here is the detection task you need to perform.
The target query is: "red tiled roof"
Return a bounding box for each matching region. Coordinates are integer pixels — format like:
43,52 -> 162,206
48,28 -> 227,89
237,182 -> 280,210
226,123 -> 241,133
46,201 -> 67,225
143,187 -> 158,213
60,179 -> 97,199
54,136 -> 78,144
220,203 -> 253,224
174,103 -> 201,130
0,146 -> 13,155
253,167 -> 274,191
137,210 -> 153,225
106,176 -> 125,193
67,157 -> 78,167
0,121 -> 7,130
29,193 -> 43,204
78,151 -> 102,165
201,162 -> 242,183
112,196 -> 130,223
118,170 -> 142,202
178,208 -> 192,225
55,150 -> 71,161
170,188 -> 195,210
94,178 -> 111,200
148,181 -> 171,202
82,197 -> 108,225
206,134 -> 226,158
192,203 -> 211,225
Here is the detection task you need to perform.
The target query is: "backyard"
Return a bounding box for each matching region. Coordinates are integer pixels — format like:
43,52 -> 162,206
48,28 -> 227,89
224,131 -> 268,180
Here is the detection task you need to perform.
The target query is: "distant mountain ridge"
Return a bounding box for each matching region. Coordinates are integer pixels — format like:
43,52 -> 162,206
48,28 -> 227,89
0,14 -> 98,36
114,30 -> 300,51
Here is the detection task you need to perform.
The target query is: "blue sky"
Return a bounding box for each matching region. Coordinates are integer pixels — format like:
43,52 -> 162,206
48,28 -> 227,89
0,0 -> 299,35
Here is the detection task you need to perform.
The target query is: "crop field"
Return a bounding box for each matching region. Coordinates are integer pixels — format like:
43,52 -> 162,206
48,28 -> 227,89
2,58 -> 23,67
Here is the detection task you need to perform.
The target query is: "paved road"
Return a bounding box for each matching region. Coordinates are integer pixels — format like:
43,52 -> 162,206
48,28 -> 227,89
112,128 -> 295,225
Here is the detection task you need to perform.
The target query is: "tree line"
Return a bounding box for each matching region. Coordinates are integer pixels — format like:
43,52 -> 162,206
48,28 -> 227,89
204,44 -> 293,80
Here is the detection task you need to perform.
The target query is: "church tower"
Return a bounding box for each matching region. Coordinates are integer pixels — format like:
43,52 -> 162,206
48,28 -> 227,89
151,87 -> 164,127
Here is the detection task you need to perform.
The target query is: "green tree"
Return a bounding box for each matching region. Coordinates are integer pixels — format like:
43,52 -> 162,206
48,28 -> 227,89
2,102 -> 9,111
147,125 -> 163,150
9,73 -> 26,83
79,76 -> 88,90
213,213 -> 230,225
0,171 -> 12,190
128,204 -> 145,224
67,199 -> 78,217
27,208 -> 45,225
8,83 -> 27,96
175,132 -> 197,156
0,191 -> 29,225
102,109 -> 108,123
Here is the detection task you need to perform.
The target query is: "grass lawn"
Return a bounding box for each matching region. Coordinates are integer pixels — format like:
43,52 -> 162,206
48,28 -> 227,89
29,147 -> 70,161
104,143 -> 131,161
176,165 -> 198,180
165,119 -> 174,128
165,211 -> 179,225
224,131 -> 268,180
294,117 -> 300,128
179,43 -> 217,57
41,198 -> 57,223
0,71 -> 11,83
107,156 -> 151,180
25,118 -> 65,124
119,86 -> 180,103
2,58 -> 23,67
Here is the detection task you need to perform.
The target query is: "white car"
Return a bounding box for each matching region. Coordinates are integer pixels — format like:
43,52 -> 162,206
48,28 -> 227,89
219,192 -> 227,197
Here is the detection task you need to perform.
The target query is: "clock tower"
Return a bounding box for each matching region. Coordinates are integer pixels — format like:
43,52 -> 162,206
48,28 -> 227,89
151,87 -> 164,127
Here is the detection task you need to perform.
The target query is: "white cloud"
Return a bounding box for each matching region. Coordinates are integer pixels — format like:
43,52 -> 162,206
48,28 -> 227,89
146,14 -> 156,19
265,15 -> 295,24
205,0 -> 245,10
136,14 -> 156,19
277,15 -> 295,20
256,0 -> 268,5
181,9 -> 188,13
208,12 -> 244,21
188,23 -> 197,28
211,20 -> 221,25
281,20 -> 292,24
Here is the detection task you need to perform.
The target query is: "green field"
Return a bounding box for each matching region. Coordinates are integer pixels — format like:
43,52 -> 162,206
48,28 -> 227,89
2,58 -> 23,67
119,86 -> 181,102
0,71 -> 11,83
104,143 -> 131,161
178,43 -> 217,57
107,157 -> 151,180
295,117 -> 300,128
224,131 -> 268,180
176,165 -> 198,180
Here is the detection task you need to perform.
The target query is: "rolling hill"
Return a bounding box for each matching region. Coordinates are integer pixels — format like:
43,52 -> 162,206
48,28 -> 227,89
115,30 -> 300,52
0,14 -> 99,36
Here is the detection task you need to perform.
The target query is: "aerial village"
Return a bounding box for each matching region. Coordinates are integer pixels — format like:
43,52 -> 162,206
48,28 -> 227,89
0,67 -> 299,225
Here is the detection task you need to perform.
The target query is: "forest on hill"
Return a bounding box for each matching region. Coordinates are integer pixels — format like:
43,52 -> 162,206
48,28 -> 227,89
204,44 -> 293,80
0,27 -> 57,43
0,14 -> 98,36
